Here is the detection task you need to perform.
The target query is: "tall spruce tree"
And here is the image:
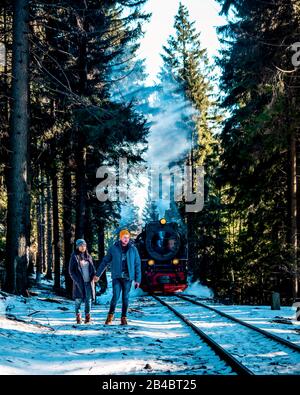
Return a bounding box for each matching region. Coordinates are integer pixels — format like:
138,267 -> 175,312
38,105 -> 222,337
156,3 -> 220,280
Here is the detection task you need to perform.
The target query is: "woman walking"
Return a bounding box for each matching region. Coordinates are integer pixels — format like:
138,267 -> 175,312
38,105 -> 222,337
69,239 -> 96,324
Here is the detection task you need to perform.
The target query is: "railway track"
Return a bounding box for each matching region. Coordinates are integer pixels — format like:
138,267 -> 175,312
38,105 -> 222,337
152,294 -> 253,375
176,293 -> 300,353
152,294 -> 300,375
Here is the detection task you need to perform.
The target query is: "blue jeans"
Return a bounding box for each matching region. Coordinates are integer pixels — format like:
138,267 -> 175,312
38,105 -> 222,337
75,283 -> 92,315
109,278 -> 132,317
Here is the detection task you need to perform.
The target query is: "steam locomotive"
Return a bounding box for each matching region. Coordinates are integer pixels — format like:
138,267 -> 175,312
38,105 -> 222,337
135,218 -> 188,294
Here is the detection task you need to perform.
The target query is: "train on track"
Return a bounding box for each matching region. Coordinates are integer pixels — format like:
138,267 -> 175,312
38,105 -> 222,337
135,218 -> 188,294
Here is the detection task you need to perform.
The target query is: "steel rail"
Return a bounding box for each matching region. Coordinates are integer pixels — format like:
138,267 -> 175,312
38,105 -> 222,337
152,294 -> 254,376
176,293 -> 300,354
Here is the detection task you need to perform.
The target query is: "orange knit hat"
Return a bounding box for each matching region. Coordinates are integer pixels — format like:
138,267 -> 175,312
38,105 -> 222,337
119,229 -> 130,239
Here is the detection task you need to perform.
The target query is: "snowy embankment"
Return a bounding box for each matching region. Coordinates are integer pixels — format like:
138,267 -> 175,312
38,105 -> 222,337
205,303 -> 300,346
0,277 -> 230,375
184,280 -> 300,347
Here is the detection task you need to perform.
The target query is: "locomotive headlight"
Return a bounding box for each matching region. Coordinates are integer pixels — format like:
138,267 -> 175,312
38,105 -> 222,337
172,259 -> 179,265
148,259 -> 155,266
160,218 -> 167,225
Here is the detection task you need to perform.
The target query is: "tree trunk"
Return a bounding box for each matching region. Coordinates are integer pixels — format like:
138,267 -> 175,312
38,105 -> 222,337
51,163 -> 61,292
27,204 -> 36,276
75,142 -> 87,240
98,225 -> 105,263
84,203 -> 94,252
75,19 -> 88,241
36,169 -> 46,284
42,174 -> 47,274
63,157 -> 74,298
36,193 -> 42,285
1,2 -> 12,190
45,173 -> 53,280
97,224 -> 107,293
290,133 -> 298,298
4,0 -> 30,295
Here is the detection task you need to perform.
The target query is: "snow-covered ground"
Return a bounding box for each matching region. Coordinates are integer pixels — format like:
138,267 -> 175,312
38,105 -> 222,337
162,295 -> 300,374
0,276 -> 231,375
184,281 -> 300,348
0,277 -> 299,375
205,302 -> 300,346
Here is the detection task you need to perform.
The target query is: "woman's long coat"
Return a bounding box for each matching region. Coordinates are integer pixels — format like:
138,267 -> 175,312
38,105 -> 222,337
69,251 -> 96,300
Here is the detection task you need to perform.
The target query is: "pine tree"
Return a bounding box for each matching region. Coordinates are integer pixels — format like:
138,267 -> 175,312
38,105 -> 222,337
155,3 -> 220,280
160,2 -> 217,164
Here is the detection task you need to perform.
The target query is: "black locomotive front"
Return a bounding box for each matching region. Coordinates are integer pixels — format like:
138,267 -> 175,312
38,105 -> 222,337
135,218 -> 188,293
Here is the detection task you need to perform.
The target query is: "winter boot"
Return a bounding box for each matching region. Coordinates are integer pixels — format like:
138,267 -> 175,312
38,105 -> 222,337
84,313 -> 91,324
76,313 -> 82,324
120,316 -> 128,325
105,313 -> 114,325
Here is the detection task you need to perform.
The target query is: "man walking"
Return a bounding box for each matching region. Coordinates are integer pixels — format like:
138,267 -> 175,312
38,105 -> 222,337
94,229 -> 141,325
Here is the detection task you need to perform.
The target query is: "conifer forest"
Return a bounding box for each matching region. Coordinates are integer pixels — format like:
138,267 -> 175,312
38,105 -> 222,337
1,0 -> 300,307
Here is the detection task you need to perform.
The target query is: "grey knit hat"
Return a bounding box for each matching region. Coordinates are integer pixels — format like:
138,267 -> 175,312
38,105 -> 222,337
76,239 -> 86,248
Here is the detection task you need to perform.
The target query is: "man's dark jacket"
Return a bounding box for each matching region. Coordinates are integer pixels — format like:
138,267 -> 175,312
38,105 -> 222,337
96,240 -> 141,283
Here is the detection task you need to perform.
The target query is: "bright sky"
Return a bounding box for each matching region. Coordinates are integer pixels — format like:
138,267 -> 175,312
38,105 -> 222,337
138,0 -> 227,84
